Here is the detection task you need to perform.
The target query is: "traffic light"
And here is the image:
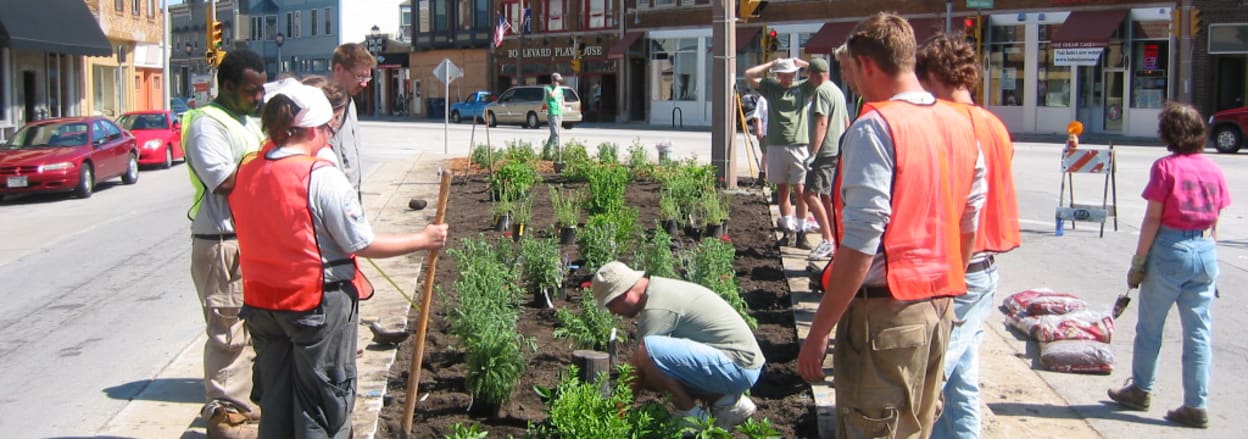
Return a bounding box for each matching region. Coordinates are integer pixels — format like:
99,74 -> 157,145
737,0 -> 767,21
1170,8 -> 1181,37
1189,7 -> 1201,38
767,29 -> 779,53
570,58 -> 581,73
962,16 -> 982,51
210,21 -> 224,51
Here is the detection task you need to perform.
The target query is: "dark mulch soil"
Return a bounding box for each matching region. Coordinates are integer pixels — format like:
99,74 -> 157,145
375,172 -> 818,438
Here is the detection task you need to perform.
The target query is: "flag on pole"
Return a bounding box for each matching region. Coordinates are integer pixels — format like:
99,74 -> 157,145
522,7 -> 532,34
493,15 -> 511,48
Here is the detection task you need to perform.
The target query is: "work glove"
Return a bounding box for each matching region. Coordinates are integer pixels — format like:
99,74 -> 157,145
1127,254 -> 1147,289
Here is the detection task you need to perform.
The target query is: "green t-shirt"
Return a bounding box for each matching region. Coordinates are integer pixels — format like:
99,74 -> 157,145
545,85 -> 563,116
811,81 -> 850,158
757,77 -> 817,146
638,277 -> 765,369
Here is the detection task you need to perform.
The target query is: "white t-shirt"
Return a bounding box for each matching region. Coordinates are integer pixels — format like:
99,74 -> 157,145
750,96 -> 769,137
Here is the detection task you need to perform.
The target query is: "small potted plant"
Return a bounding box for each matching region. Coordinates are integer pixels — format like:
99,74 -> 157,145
492,196 -> 513,232
511,193 -> 533,242
551,186 -> 582,245
658,194 -> 680,236
701,192 -> 730,238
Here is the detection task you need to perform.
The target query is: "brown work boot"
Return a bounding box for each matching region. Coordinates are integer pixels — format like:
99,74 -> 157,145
1165,406 -> 1209,428
1107,380 -> 1150,411
795,233 -> 813,250
207,406 -> 258,439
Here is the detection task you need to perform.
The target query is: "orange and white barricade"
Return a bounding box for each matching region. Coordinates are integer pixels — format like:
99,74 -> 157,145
1056,142 -> 1118,237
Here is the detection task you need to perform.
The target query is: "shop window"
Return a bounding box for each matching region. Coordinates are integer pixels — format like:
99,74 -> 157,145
545,0 -> 565,32
294,11 -> 302,38
501,0 -> 523,33
1210,24 -> 1248,54
418,0 -> 430,33
325,7 -> 333,35
115,0 -> 123,12
474,0 -> 490,29
147,0 -> 155,18
1131,40 -> 1168,108
132,0 -> 140,16
585,0 -> 613,30
311,9 -> 318,36
987,24 -> 1024,107
433,0 -> 450,33
654,0 -> 675,7
1037,25 -> 1071,107
651,38 -> 699,101
266,16 -> 278,39
458,0 -> 472,30
286,12 -> 293,38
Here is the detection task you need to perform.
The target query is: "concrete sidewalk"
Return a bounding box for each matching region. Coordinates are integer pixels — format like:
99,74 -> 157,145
97,154 -> 449,438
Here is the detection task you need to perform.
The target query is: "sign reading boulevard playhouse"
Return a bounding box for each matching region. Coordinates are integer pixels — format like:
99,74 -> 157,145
504,45 -> 605,59
1054,41 -> 1105,66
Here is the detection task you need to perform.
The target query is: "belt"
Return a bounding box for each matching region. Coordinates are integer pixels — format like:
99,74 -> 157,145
966,255 -> 995,274
857,285 -> 893,299
193,233 -> 237,240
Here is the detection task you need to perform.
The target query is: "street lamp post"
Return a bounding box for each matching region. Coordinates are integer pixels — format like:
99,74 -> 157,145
367,25 -> 383,116
184,44 -> 194,97
275,32 -> 285,74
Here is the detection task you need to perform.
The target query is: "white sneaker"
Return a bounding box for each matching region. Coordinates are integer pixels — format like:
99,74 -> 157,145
807,240 -> 835,260
675,405 -> 710,432
803,217 -> 821,232
711,395 -> 756,428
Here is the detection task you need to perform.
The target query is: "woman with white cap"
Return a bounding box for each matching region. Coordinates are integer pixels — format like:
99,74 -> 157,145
229,83 -> 448,438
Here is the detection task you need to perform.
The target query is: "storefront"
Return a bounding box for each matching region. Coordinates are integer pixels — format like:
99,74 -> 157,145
494,33 -> 620,122
1206,23 -> 1248,112
984,7 -> 1173,137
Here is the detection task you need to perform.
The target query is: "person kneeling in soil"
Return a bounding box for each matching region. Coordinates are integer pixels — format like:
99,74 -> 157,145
593,261 -> 764,428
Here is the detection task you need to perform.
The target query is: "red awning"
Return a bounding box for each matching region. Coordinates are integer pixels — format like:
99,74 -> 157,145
909,18 -> 947,45
804,22 -> 856,54
607,31 -> 645,59
736,26 -> 762,52
1052,9 -> 1129,48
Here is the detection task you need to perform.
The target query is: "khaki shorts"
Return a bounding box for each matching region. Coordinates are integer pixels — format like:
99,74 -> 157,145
804,155 -> 838,195
766,144 -> 809,185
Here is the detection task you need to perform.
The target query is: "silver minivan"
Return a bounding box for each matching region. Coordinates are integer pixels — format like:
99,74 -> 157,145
484,85 -> 582,129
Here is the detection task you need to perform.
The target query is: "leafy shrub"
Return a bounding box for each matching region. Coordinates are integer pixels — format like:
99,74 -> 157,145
512,191 -> 534,225
736,418 -> 783,439
490,159 -> 540,199
627,139 -> 653,179
634,227 -> 677,279
699,191 -> 730,224
503,138 -> 538,164
584,164 -> 630,216
658,194 -> 680,221
470,144 -> 496,169
683,237 -> 755,329
550,186 -> 583,227
464,329 -> 530,408
521,236 -> 563,295
554,289 -> 626,351
528,364 -> 679,439
578,215 -> 621,273
561,139 -> 594,181
596,142 -> 620,164
445,423 -> 489,439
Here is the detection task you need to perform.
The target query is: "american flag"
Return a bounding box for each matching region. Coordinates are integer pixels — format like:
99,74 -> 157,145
493,15 -> 512,49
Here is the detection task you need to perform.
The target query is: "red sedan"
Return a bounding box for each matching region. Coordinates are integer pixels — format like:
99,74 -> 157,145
1209,106 -> 1247,153
0,116 -> 139,198
118,110 -> 184,168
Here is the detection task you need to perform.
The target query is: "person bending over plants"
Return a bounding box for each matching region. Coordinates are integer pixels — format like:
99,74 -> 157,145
592,261 -> 764,429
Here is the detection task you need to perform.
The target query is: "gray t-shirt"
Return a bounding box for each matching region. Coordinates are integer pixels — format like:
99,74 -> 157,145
329,99 -> 363,198
810,81 -> 850,159
184,106 -> 263,234
838,91 -> 986,286
638,277 -> 764,370
266,147 -> 376,282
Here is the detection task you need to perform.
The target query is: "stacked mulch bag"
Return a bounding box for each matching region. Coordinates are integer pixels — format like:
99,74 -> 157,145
1002,289 -> 1116,374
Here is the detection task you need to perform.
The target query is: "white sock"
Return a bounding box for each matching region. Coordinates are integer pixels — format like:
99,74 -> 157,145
796,218 -> 806,232
784,216 -> 796,231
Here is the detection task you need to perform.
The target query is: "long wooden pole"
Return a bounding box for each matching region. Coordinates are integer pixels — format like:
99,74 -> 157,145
401,170 -> 453,435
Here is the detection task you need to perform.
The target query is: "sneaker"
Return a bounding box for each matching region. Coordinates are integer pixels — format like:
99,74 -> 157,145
1165,406 -> 1209,428
808,240 -> 835,260
711,395 -> 757,428
1107,380 -> 1150,411
674,405 -> 710,432
795,233 -> 813,250
803,217 -> 821,232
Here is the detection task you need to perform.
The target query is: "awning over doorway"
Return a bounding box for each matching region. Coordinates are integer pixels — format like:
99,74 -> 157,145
0,0 -> 111,57
1052,9 -> 1129,48
804,22 -> 856,54
736,26 -> 761,52
607,31 -> 645,59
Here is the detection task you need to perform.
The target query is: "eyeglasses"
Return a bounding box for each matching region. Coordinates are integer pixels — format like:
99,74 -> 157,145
352,70 -> 373,83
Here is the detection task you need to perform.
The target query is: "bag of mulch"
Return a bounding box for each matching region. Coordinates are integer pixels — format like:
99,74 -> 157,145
1008,309 -> 1116,343
1039,339 -> 1115,374
1002,289 -> 1088,317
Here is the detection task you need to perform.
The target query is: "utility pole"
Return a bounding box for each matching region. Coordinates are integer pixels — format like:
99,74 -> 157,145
162,0 -> 171,111
710,0 -> 737,188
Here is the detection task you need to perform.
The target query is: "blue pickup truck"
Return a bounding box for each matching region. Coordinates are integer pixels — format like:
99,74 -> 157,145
449,91 -> 495,124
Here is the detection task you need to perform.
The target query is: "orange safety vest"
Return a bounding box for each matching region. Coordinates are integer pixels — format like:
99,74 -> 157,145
824,99 -> 979,301
956,103 -> 1021,253
229,151 -> 374,311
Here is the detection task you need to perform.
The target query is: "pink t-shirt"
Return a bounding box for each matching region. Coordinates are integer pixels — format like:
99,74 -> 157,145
1141,153 -> 1230,230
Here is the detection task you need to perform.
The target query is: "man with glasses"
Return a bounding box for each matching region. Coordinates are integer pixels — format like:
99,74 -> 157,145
329,43 -> 377,200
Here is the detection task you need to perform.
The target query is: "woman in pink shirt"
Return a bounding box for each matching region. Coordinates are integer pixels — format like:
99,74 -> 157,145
1109,102 -> 1229,428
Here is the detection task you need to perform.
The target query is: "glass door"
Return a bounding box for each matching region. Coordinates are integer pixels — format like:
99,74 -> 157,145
1103,69 -> 1125,132
1076,64 -> 1103,131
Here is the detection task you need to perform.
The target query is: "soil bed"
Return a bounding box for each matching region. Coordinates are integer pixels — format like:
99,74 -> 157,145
375,169 -> 817,438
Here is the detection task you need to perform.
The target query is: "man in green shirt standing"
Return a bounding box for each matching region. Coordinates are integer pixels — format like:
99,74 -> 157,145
545,73 -> 564,160
594,261 -> 764,429
803,58 -> 850,261
745,58 -> 818,249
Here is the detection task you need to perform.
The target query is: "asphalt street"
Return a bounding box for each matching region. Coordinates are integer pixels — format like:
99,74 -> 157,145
0,119 -> 1243,437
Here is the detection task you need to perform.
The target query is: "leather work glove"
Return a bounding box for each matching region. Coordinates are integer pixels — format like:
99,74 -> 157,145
1127,254 -> 1147,289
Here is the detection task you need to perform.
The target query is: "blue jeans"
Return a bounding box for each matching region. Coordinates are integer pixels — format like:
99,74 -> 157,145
546,114 -> 562,155
644,335 -> 761,397
932,263 -> 997,439
1133,226 -> 1217,409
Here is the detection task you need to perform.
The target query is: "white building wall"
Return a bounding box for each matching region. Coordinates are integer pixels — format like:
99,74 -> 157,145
338,0 -> 405,44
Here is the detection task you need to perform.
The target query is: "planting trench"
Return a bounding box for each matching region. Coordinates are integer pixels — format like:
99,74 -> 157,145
374,169 -> 818,438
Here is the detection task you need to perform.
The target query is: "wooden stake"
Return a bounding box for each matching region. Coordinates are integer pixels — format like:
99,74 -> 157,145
401,170 -> 453,435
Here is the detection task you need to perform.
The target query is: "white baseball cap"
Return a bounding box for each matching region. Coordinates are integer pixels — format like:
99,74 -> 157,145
264,79 -> 333,128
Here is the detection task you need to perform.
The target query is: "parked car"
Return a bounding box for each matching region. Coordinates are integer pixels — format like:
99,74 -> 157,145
0,116 -> 139,198
450,91 -> 495,124
118,110 -> 184,169
170,96 -> 195,118
1209,106 -> 1247,153
484,85 -> 582,129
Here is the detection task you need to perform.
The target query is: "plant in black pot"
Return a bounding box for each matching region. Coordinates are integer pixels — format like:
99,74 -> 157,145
550,186 -> 583,245
658,194 -> 680,236
511,193 -> 533,242
700,191 -> 730,239
492,194 -> 514,232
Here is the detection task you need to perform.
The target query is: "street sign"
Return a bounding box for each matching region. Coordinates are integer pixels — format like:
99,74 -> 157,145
433,59 -> 463,84
966,0 -> 993,8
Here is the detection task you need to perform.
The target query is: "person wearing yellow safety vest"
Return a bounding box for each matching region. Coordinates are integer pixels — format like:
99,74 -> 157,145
180,49 -> 267,439
798,13 -> 986,439
229,83 -> 448,438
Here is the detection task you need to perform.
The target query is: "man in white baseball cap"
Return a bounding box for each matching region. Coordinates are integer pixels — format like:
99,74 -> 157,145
745,56 -> 818,250
592,261 -> 764,429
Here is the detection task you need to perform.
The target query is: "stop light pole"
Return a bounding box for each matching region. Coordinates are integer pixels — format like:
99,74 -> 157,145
710,0 -> 736,188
